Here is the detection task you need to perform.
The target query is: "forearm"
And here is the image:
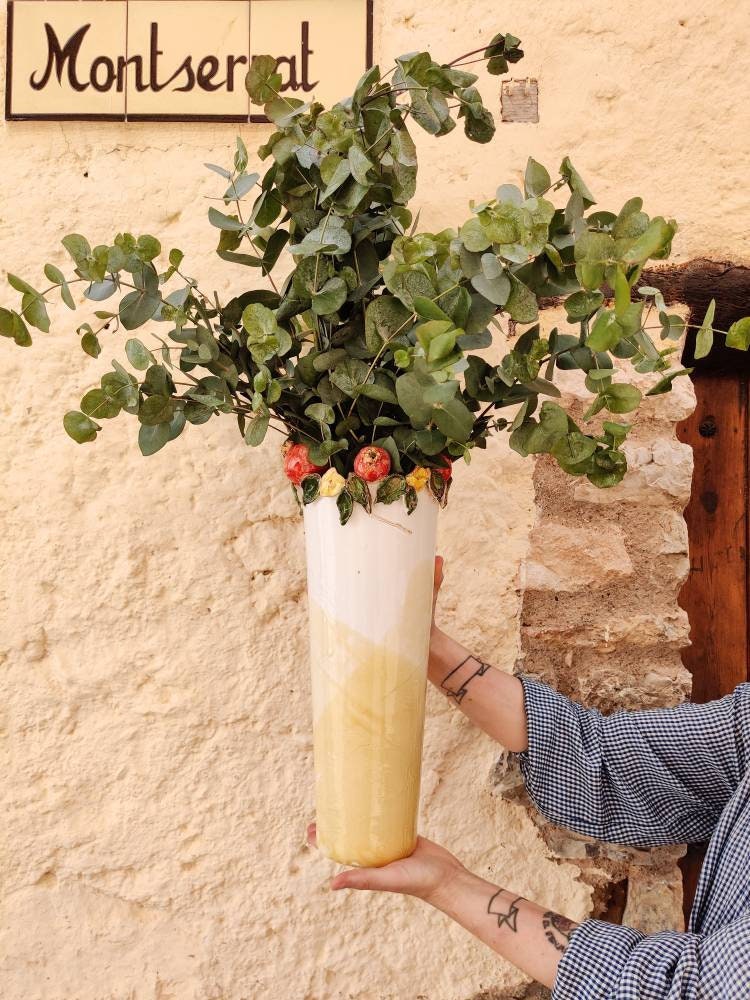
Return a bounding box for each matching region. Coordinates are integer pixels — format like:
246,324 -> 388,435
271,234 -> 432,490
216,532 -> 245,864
428,627 -> 527,752
427,868 -> 576,990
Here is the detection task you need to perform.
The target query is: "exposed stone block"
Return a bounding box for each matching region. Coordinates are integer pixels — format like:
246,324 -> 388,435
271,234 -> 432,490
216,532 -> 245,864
523,522 -> 633,592
623,865 -> 685,934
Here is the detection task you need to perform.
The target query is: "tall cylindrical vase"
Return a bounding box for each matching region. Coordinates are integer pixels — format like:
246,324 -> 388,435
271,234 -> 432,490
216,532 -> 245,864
303,488 -> 439,868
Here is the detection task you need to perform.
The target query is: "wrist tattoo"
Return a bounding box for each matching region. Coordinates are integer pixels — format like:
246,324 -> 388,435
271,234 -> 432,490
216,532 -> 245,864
440,655 -> 491,704
487,890 -> 523,932
542,911 -> 576,953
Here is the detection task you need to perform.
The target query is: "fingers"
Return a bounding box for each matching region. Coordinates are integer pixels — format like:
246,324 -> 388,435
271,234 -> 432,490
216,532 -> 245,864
433,555 -> 444,593
307,828 -> 406,894
331,867 -> 380,892
306,825 -> 378,890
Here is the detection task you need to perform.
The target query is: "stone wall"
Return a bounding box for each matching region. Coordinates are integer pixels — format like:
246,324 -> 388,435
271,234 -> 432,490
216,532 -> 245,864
504,319 -> 695,951
2,2 -> 749,999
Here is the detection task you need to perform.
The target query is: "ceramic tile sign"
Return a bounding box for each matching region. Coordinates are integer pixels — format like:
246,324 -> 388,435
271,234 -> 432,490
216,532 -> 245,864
5,0 -> 373,121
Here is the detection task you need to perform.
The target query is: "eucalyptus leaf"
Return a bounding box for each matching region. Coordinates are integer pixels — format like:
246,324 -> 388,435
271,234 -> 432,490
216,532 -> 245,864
565,290 -> 604,320
622,217 -> 676,264
727,317 -> 750,351
138,422 -> 170,456
505,275 -> 538,323
246,54 -> 282,104
694,299 -> 716,359
646,368 -> 693,396
64,410 -> 100,444
119,272 -> 160,330
125,338 -> 155,371
365,295 -> 412,353
330,357 -> 370,396
81,331 -> 101,358
21,292 -> 49,333
602,382 -> 642,413
312,276 -> 347,316
208,207 -> 247,232
84,280 -> 117,302
431,395 -> 474,442
81,388 -> 120,420
245,403 -> 271,445
139,395 -> 175,426
524,157 -> 551,198
471,270 -> 510,306
307,439 -> 348,465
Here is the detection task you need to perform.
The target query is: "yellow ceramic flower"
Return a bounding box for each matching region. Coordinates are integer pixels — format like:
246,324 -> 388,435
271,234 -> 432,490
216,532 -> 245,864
406,467 -> 430,492
319,468 -> 346,498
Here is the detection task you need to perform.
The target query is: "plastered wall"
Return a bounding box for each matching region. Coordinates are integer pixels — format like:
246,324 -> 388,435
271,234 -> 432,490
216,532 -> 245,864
2,3 -> 749,998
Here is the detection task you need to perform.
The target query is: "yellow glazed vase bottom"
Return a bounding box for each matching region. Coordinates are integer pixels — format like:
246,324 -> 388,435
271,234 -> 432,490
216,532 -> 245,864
309,599 -> 429,868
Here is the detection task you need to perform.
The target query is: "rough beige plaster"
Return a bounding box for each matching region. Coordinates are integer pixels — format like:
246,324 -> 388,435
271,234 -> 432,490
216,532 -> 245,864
1,2 -> 749,998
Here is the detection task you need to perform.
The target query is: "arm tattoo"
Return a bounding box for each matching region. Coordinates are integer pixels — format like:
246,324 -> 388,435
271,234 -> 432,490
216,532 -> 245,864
542,911 -> 576,953
487,890 -> 524,932
440,655 -> 491,704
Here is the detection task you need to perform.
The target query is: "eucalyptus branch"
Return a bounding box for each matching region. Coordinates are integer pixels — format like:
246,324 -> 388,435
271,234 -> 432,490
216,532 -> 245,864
6,32 -> 749,495
232,210 -> 280,297
448,45 -> 491,66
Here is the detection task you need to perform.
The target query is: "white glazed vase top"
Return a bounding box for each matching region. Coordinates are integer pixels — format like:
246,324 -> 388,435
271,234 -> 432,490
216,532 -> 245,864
303,489 -> 439,868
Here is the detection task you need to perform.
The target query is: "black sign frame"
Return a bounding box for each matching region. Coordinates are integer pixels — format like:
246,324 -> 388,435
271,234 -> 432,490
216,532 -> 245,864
4,0 -> 374,123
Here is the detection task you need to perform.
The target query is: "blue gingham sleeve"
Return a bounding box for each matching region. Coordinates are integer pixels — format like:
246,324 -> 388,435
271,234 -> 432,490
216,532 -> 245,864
515,677 -> 750,846
553,913 -> 750,999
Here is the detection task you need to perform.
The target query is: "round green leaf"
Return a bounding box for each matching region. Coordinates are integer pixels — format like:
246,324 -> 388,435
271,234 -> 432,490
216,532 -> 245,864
139,395 -> 175,426
125,338 -> 155,370
81,388 -> 121,419
119,288 -> 160,330
505,275 -> 538,323
245,54 -> 282,104
138,422 -> 170,456
727,317 -> 750,351
81,331 -> 101,358
565,290 -> 604,320
64,410 -> 100,444
312,276 -> 347,316
135,235 -> 161,262
602,382 -> 643,414
365,295 -> 412,354
471,271 -> 510,306
524,157 -> 551,198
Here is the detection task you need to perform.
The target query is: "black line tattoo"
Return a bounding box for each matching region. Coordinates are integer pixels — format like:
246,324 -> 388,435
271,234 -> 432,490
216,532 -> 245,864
440,655 -> 491,704
487,891 -> 523,932
542,911 -> 576,953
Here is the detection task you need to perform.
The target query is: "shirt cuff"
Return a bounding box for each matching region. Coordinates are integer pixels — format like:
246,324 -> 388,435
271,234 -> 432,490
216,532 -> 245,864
552,919 -> 644,999
513,674 -> 562,802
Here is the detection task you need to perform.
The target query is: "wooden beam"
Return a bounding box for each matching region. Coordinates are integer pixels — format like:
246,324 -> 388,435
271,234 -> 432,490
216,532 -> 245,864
676,375 -> 749,701
641,259 -> 750,371
675,371 -> 749,922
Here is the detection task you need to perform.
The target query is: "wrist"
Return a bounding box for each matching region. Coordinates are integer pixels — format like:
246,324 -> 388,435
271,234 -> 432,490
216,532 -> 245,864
427,626 -> 450,684
424,864 -> 486,912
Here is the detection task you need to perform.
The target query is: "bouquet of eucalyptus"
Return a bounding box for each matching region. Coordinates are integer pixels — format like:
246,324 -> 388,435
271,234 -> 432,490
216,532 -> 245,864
4,32 -> 749,524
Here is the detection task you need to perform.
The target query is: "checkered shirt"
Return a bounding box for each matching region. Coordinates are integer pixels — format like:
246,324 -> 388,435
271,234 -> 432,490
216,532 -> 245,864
515,677 -> 750,999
